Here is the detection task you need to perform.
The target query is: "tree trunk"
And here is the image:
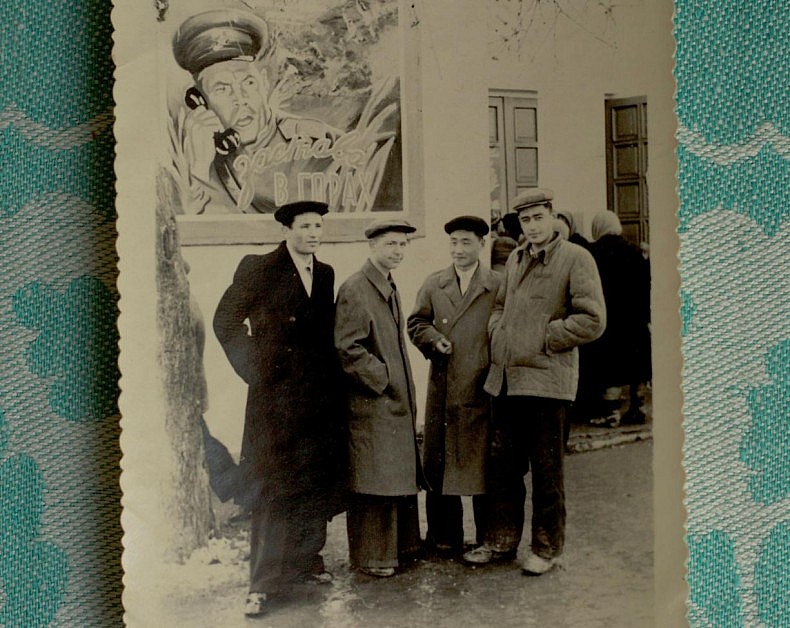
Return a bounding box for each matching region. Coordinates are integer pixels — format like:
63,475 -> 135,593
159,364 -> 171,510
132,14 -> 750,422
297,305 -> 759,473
154,167 -> 214,562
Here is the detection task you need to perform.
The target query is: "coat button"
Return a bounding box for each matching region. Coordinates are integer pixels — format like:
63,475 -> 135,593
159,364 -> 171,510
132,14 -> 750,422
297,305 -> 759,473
442,318 -> 448,324
289,316 -> 296,322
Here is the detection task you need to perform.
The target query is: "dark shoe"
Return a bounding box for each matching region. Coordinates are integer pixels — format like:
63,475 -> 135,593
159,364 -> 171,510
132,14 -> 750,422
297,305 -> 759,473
299,570 -> 334,585
620,408 -> 647,425
358,566 -> 396,577
244,592 -> 268,617
461,544 -> 516,565
521,552 -> 558,576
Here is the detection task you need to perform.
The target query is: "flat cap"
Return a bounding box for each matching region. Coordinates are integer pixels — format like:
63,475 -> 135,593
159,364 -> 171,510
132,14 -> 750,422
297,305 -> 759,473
513,188 -> 554,212
444,215 -> 489,237
364,218 -> 416,239
173,10 -> 269,76
274,201 -> 329,226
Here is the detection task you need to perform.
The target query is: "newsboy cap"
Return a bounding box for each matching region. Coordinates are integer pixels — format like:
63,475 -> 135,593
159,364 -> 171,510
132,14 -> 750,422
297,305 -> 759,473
274,201 -> 329,226
173,10 -> 269,76
512,188 -> 554,212
364,218 -> 416,239
444,215 -> 490,237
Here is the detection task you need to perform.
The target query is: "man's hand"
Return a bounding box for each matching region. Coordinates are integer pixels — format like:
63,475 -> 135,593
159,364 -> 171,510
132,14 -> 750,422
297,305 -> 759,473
183,107 -> 224,183
434,337 -> 453,355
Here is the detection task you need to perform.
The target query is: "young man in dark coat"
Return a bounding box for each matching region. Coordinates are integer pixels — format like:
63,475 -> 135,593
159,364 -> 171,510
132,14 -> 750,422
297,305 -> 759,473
463,189 -> 606,576
334,218 -> 422,577
407,216 -> 501,554
213,201 -> 345,617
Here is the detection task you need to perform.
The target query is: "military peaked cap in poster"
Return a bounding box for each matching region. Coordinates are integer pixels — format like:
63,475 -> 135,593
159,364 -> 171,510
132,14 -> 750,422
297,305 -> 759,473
173,10 -> 269,76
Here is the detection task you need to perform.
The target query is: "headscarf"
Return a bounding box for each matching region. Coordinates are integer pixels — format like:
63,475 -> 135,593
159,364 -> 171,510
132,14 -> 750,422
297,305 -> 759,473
591,211 -> 623,241
556,210 -> 578,237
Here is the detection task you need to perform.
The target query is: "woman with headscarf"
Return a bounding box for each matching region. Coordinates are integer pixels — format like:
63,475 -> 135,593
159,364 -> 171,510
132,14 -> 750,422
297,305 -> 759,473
555,210 -> 589,249
584,211 -> 651,426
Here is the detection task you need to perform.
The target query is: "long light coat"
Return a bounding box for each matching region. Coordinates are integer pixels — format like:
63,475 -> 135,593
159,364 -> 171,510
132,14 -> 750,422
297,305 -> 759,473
335,260 -> 421,496
484,236 -> 606,400
407,265 -> 501,495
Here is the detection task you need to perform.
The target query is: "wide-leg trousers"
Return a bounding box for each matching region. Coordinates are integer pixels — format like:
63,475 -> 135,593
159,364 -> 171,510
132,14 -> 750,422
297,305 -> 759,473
346,493 -> 421,569
249,491 -> 328,594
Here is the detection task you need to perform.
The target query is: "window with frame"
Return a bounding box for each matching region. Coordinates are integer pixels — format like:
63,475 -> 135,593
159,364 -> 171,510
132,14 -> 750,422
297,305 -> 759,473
489,91 -> 539,223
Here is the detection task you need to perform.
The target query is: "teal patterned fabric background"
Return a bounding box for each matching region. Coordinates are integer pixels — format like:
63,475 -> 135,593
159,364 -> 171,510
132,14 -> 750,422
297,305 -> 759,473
0,0 -> 786,625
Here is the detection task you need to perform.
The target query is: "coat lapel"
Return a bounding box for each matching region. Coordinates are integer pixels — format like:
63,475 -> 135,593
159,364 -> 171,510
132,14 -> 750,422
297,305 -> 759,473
362,260 -> 399,328
446,265 -> 495,330
274,241 -> 310,306
438,266 -> 462,310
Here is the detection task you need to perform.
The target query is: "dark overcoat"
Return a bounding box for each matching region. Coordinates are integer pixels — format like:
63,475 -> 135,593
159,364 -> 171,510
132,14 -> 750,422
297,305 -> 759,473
586,234 -> 652,385
407,265 -> 500,495
213,242 -> 346,510
334,260 -> 421,496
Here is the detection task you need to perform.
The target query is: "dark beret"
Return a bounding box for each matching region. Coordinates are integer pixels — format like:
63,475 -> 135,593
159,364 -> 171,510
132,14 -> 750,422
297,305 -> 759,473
274,201 -> 329,226
513,188 -> 554,212
444,215 -> 489,237
364,218 -> 416,239
173,10 -> 269,76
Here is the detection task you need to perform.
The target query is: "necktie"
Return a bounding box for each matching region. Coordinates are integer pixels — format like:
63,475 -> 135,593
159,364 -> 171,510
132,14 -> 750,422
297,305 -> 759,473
388,278 -> 400,327
305,263 -> 313,296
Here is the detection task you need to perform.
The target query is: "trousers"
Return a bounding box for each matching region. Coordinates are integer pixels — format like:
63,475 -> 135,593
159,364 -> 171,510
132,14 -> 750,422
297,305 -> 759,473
484,395 -> 568,559
249,491 -> 327,594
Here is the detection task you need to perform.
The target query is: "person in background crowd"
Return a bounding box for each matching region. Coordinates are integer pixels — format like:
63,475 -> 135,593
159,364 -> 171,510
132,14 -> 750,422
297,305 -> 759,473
334,219 -> 423,578
213,201 -> 346,617
463,188 -> 605,576
585,211 -> 652,427
491,236 -> 517,274
555,209 -> 590,249
407,216 -> 501,556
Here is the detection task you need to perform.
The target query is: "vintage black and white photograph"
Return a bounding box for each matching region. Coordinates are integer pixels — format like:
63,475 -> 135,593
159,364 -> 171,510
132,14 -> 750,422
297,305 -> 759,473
115,0 -> 680,625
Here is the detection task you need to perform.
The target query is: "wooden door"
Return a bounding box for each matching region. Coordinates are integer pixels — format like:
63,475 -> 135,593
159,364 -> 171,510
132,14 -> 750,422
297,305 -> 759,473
605,96 -> 648,246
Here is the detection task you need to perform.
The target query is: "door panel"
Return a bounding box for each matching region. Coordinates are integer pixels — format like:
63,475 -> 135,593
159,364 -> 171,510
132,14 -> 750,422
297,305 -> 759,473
606,96 -> 648,246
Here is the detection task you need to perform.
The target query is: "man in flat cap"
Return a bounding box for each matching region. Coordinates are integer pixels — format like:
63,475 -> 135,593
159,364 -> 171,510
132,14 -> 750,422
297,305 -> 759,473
172,9 -> 399,215
213,201 -> 346,616
407,216 -> 501,555
334,218 -> 423,577
462,188 -> 606,576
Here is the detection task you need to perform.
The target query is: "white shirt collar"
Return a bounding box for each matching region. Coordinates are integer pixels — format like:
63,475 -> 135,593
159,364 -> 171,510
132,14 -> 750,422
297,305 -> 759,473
454,261 -> 479,279
286,241 -> 314,270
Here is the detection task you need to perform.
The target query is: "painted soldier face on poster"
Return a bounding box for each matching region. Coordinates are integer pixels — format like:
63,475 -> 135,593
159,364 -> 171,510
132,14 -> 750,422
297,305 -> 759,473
163,0 -> 413,244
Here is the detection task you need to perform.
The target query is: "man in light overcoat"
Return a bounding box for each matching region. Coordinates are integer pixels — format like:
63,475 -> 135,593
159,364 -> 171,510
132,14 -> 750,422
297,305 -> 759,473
407,215 -> 501,553
334,218 -> 423,577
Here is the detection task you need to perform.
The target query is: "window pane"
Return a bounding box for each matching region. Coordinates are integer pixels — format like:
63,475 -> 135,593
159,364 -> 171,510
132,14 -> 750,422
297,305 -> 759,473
514,107 -> 537,142
515,147 -> 538,185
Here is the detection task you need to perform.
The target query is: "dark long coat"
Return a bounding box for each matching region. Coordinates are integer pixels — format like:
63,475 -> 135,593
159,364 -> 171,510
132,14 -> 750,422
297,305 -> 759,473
586,234 -> 652,385
213,242 -> 346,510
407,265 -> 500,495
334,260 -> 422,496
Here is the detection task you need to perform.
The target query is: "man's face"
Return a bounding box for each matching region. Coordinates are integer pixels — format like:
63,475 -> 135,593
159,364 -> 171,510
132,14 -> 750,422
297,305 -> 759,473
198,60 -> 267,145
449,230 -> 484,270
518,205 -> 555,248
369,231 -> 409,271
284,212 -> 324,255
